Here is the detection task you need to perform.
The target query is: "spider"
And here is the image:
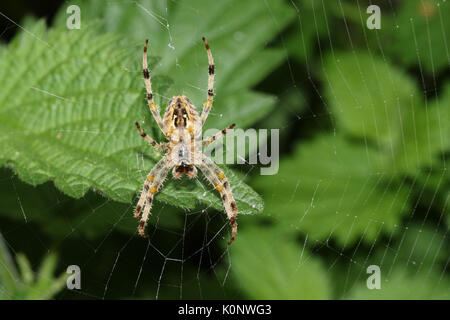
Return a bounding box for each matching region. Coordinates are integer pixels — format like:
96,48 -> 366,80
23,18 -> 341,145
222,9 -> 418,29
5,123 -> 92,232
133,38 -> 238,245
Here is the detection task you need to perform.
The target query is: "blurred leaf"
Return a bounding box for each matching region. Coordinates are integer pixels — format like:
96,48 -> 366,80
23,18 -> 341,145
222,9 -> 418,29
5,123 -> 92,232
394,224 -> 449,268
414,165 -> 449,221
28,253 -> 67,300
286,0 -> 368,64
286,0 -> 331,64
323,51 -> 418,148
252,134 -> 410,246
447,211 -> 450,230
231,226 -> 330,299
391,82 -> 450,173
16,253 -> 34,285
258,87 -> 307,135
381,0 -> 450,73
0,19 -> 263,217
346,268 -> 449,299
345,224 -> 449,299
0,233 -> 19,297
0,234 -> 66,299
323,52 -> 449,173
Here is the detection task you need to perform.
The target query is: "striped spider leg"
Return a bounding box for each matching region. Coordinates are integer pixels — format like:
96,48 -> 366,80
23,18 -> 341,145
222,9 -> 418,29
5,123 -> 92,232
201,123 -> 235,146
143,39 -> 167,135
199,37 -> 215,129
197,154 -> 238,245
134,37 -> 239,244
134,154 -> 172,237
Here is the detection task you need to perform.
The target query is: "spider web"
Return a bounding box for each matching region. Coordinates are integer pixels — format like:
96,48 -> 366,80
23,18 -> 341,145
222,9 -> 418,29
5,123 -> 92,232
0,0 -> 448,300
278,0 -> 449,298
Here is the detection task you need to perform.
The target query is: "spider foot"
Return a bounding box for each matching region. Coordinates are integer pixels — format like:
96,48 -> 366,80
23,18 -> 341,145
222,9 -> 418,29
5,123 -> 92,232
227,218 -> 238,245
138,221 -> 148,238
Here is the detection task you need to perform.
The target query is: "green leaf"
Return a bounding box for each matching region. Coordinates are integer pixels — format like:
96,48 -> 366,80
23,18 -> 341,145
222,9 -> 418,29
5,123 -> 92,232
383,82 -> 449,173
345,224 -> 450,299
27,253 -> 67,300
286,0 -> 331,64
286,0 -> 366,65
0,18 -> 265,215
16,254 -> 34,285
416,167 -> 450,223
323,52 -> 449,173
380,0 -> 450,74
231,226 -> 330,299
346,267 -> 449,299
0,233 -> 66,300
252,134 -> 410,246
257,87 -> 307,138
0,233 -> 19,297
323,51 -> 419,148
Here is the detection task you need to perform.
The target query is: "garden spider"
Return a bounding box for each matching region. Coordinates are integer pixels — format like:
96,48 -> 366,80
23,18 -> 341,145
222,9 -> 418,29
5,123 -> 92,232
133,38 -> 238,245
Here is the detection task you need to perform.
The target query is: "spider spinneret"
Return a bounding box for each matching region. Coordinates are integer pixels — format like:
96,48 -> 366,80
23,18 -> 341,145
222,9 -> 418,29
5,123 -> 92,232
133,38 -> 238,245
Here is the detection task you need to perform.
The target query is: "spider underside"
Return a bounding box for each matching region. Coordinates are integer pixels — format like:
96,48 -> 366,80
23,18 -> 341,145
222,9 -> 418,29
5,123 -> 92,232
133,38 -> 238,245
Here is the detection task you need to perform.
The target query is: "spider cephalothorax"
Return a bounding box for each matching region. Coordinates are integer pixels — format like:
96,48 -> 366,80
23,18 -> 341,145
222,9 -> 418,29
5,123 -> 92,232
133,38 -> 238,244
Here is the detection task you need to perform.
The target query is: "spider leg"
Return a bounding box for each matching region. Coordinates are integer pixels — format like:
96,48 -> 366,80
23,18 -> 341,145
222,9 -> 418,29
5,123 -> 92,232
200,37 -> 215,126
201,123 -> 235,146
134,155 -> 171,237
197,154 -> 238,245
143,40 -> 167,135
135,122 -> 167,152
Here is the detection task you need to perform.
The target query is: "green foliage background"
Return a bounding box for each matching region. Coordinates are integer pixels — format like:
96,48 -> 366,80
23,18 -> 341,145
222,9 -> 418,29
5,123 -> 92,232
0,0 -> 448,299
